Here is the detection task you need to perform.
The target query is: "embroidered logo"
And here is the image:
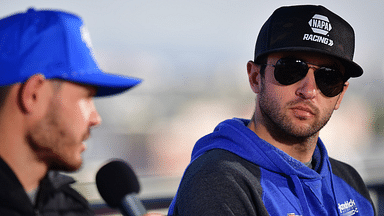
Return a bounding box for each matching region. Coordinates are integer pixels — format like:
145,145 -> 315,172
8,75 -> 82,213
338,199 -> 359,215
80,25 -> 98,66
303,14 -> 334,46
287,213 -> 302,216
308,14 -> 332,35
81,25 -> 93,50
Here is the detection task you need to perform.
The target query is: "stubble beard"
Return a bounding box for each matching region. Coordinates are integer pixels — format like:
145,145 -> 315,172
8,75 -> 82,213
26,99 -> 84,172
258,80 -> 334,142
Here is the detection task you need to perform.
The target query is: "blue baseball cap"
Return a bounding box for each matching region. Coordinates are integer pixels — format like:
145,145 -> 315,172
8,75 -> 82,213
0,8 -> 142,97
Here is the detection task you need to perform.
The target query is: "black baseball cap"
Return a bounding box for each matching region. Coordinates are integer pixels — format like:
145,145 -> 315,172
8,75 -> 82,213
254,5 -> 363,78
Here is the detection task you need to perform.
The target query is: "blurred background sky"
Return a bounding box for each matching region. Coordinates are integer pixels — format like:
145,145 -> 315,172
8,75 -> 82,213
1,0 -> 384,205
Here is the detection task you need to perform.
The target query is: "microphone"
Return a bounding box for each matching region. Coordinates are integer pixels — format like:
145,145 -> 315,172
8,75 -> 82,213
96,159 -> 147,216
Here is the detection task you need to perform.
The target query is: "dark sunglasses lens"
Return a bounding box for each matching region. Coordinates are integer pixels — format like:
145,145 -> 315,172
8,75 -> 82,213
274,58 -> 308,85
315,68 -> 345,97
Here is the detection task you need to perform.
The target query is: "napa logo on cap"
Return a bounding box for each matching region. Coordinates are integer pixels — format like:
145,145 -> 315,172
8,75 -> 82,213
308,14 -> 332,36
302,14 -> 334,46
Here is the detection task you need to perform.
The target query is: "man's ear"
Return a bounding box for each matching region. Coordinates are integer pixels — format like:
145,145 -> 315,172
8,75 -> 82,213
247,61 -> 262,94
334,81 -> 349,110
19,74 -> 48,114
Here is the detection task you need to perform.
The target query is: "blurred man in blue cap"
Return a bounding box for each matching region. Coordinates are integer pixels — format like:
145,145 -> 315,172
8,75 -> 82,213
0,8 -> 142,215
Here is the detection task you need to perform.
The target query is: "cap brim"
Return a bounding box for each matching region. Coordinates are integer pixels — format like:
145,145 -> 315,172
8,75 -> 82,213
59,72 -> 142,97
256,47 -> 363,78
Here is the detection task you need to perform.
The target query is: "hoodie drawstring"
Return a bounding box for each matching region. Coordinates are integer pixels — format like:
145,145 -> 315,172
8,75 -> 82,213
291,175 -> 312,216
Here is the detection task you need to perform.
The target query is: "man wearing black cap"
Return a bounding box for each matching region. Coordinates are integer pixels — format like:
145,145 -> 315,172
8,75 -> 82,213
168,5 -> 375,216
0,8 -> 146,215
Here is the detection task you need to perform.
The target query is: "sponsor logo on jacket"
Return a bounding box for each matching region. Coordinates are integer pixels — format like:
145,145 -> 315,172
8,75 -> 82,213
338,199 -> 359,215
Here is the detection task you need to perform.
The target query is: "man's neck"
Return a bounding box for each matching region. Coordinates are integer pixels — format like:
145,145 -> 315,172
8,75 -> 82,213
247,117 -> 318,164
0,85 -> 48,192
0,135 -> 48,192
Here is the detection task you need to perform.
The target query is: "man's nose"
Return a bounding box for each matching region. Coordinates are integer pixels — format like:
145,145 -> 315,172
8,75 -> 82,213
295,68 -> 318,99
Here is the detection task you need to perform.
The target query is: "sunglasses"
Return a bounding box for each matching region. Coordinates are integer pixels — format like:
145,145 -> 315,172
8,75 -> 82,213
264,58 -> 346,97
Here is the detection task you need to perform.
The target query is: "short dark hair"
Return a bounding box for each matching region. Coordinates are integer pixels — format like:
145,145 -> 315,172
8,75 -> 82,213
254,55 -> 268,77
49,79 -> 64,93
0,85 -> 12,111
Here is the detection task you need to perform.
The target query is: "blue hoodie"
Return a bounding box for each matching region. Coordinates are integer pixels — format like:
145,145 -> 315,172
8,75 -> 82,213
168,118 -> 375,215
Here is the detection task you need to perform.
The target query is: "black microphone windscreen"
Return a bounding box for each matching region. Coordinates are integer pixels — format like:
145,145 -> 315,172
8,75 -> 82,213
95,159 -> 140,208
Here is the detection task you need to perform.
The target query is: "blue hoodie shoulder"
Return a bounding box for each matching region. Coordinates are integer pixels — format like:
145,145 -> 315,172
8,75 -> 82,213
168,118 -> 375,216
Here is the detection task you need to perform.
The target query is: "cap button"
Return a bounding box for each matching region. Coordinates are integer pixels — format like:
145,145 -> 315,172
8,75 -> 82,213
27,8 -> 36,13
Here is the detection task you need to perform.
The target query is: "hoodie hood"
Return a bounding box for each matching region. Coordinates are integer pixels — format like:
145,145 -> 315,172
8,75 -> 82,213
191,118 -> 330,179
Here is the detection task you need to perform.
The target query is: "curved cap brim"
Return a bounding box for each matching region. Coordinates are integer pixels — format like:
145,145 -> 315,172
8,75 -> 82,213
59,72 -> 142,97
256,47 -> 363,78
